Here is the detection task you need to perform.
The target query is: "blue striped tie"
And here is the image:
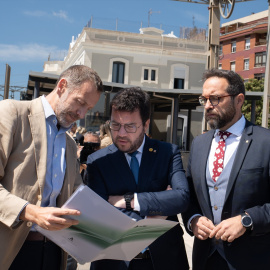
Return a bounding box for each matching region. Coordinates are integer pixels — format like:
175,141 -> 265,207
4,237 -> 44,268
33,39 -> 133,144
128,151 -> 139,184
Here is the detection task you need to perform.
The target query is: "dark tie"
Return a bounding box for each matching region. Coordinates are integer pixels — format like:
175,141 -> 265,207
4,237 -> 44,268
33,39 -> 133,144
128,151 -> 139,184
212,131 -> 231,182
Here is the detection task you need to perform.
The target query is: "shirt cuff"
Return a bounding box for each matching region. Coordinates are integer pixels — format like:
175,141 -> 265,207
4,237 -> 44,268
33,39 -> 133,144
12,202 -> 29,228
133,193 -> 140,211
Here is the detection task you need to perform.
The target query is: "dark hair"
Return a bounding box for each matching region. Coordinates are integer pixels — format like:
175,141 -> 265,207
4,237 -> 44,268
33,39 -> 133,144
57,65 -> 103,93
203,69 -> 245,97
110,87 -> 150,124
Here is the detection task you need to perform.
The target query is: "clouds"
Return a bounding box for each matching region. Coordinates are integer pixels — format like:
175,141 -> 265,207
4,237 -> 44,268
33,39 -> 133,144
23,9 -> 73,22
52,10 -> 69,20
0,43 -> 67,62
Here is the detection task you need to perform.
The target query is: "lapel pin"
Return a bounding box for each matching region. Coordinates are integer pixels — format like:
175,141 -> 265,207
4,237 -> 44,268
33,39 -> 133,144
149,148 -> 153,152
153,150 -> 156,153
246,140 -> 249,143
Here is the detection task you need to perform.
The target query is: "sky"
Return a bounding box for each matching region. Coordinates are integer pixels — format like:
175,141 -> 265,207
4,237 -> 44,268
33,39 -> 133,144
0,0 -> 268,99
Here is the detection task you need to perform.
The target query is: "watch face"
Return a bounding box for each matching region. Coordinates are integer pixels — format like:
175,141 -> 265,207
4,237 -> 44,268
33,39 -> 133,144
124,193 -> 134,202
125,195 -> 132,201
242,216 -> 252,227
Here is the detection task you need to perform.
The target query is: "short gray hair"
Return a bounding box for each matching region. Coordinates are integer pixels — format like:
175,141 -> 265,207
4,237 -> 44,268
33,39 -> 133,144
57,65 -> 103,93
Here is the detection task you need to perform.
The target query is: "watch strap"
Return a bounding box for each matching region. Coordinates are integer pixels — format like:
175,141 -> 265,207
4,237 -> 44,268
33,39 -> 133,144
124,192 -> 134,211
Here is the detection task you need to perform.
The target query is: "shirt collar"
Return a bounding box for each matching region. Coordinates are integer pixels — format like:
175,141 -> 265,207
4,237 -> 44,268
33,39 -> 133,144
137,135 -> 145,154
41,95 -> 70,132
215,115 -> 246,137
41,95 -> 55,119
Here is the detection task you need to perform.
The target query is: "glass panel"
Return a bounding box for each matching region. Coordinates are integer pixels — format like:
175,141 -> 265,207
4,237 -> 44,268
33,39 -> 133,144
177,117 -> 184,149
262,53 -> 266,65
112,63 -> 118,82
151,70 -> 156,81
174,78 -> 184,89
244,59 -> 249,70
230,62 -> 235,71
245,38 -> 250,49
118,63 -> 125,83
144,69 -> 149,80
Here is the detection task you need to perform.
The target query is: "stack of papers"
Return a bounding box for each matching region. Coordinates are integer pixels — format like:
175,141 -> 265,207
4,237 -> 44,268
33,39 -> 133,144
36,185 -> 178,264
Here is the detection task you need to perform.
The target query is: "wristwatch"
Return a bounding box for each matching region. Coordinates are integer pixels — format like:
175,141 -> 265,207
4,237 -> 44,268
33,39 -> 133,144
124,192 -> 134,211
241,213 -> 253,231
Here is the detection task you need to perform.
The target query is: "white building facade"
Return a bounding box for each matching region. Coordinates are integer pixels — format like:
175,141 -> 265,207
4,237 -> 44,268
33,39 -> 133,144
42,27 -> 207,150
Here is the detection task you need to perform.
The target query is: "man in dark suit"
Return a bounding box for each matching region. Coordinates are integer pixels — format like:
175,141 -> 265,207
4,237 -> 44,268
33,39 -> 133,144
182,69 -> 270,270
86,87 -> 189,270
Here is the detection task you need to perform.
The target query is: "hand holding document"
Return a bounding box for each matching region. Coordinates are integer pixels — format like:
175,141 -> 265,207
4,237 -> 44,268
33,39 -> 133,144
36,185 -> 178,264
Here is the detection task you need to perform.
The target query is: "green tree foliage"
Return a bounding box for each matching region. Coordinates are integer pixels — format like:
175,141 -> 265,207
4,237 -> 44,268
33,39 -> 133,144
242,78 -> 269,127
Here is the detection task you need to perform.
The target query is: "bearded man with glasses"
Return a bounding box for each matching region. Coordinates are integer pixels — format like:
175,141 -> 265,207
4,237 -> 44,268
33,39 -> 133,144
182,69 -> 270,270
86,87 -> 189,270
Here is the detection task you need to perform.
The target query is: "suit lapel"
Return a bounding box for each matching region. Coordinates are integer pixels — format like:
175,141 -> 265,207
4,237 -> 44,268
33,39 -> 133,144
225,123 -> 253,201
28,97 -> 47,203
198,130 -> 214,212
137,136 -> 157,192
108,144 -> 137,190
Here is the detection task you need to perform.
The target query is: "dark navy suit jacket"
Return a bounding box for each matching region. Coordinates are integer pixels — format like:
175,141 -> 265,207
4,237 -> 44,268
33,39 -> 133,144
86,135 -> 189,270
182,120 -> 270,270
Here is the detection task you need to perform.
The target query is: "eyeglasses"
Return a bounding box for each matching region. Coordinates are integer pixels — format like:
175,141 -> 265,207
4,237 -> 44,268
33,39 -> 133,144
198,94 -> 237,106
109,121 -> 143,133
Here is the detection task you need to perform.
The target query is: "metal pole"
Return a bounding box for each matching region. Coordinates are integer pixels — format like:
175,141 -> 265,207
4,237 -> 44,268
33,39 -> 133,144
4,64 -> 11,99
172,96 -> 179,144
207,0 -> 220,69
261,0 -> 270,128
33,81 -> 40,99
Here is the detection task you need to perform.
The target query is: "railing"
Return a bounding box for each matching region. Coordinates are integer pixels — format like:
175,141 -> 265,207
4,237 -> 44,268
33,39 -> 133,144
85,16 -> 207,41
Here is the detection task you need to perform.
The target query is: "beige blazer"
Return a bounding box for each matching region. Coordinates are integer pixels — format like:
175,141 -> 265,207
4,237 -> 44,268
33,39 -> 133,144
0,97 -> 82,270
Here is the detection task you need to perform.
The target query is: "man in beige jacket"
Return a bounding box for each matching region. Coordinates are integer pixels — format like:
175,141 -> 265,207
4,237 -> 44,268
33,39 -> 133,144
0,65 -> 102,270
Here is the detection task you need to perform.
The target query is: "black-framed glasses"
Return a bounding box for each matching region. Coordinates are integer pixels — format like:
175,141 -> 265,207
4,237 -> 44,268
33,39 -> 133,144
109,121 -> 143,133
199,94 -> 237,106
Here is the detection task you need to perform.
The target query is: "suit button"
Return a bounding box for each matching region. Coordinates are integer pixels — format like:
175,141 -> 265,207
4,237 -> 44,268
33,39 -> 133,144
214,186 -> 218,191
27,221 -> 33,227
214,205 -> 218,210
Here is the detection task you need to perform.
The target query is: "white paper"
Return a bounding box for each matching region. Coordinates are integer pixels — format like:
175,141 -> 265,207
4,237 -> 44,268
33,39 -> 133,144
36,185 -> 177,264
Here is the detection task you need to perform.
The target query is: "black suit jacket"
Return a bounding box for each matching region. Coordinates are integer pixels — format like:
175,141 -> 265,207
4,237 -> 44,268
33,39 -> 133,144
182,120 -> 270,270
86,135 -> 189,270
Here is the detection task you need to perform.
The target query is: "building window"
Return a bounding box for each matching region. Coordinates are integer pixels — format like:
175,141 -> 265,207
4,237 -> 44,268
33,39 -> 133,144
230,61 -> 235,71
218,63 -> 222,70
255,52 -> 266,67
144,69 -> 149,81
219,44 -> 223,55
174,78 -> 184,89
231,41 -> 236,53
170,64 -> 188,89
112,62 -> 125,83
142,67 -> 158,83
245,37 -> 250,50
244,59 -> 249,70
254,73 -> 265,80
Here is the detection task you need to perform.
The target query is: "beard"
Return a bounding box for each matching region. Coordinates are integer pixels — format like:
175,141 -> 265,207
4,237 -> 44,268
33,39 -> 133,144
205,102 -> 236,130
113,128 -> 145,153
55,93 -> 78,128
56,109 -> 77,128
